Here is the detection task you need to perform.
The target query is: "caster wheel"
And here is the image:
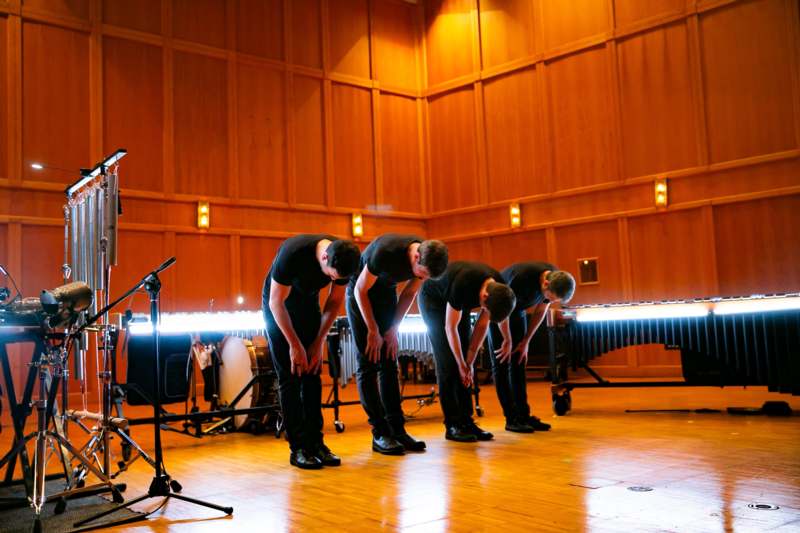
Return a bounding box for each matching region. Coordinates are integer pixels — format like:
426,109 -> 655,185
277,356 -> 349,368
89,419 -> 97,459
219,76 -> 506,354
334,421 -> 345,433
170,480 -> 183,493
475,406 -> 485,417
112,490 -> 125,504
32,517 -> 42,533
54,498 -> 67,515
553,396 -> 569,416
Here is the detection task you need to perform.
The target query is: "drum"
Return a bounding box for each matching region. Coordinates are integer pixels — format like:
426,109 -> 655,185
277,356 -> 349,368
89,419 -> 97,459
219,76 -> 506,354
218,335 -> 278,430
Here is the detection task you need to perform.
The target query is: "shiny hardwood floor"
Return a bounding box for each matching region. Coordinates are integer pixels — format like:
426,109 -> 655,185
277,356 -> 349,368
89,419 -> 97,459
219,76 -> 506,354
3,381 -> 800,532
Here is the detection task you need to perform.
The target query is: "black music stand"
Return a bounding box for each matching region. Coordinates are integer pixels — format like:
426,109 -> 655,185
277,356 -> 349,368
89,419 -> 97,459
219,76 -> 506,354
75,259 -> 233,529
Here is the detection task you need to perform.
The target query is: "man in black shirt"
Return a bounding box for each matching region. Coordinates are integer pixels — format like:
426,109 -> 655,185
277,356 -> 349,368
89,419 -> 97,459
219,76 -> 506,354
419,261 -> 516,442
488,262 -> 575,433
262,234 -> 360,469
346,235 -> 448,455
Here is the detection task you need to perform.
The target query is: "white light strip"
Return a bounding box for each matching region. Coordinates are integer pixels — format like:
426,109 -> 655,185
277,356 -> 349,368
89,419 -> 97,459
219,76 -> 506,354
576,303 -> 709,322
397,316 -> 428,334
713,296 -> 800,316
128,311 -> 265,335
128,312 -> 429,335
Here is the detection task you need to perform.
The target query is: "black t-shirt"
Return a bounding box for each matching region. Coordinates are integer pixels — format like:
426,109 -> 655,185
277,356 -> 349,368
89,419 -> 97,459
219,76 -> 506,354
423,261 -> 503,311
264,234 -> 349,301
354,233 -> 422,289
501,261 -> 556,310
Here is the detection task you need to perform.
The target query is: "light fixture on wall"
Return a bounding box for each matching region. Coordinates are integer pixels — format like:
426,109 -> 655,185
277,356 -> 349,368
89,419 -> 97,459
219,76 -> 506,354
236,295 -> 244,305
509,203 -> 521,228
197,201 -> 210,229
654,178 -> 668,208
352,213 -> 364,238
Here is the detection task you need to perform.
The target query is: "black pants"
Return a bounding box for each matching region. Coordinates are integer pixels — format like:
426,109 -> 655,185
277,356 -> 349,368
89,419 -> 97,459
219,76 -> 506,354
345,284 -> 406,437
488,310 -> 530,422
263,293 -> 323,452
418,287 -> 474,428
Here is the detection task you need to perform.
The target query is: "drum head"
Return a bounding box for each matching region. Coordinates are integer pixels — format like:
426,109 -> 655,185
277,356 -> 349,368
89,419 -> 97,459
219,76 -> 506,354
218,337 -> 256,429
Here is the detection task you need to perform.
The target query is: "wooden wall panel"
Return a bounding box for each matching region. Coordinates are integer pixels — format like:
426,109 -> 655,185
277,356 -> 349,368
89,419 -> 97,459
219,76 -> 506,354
114,230 -> 166,314
425,0 -> 475,86
614,0 -> 685,28
0,224 -> 6,267
102,0 -> 161,35
173,52 -> 228,197
540,0 -> 609,50
479,0 -> 535,69
103,37 -> 163,192
428,88 -> 480,211
700,0 -> 797,163
20,225 -> 62,298
714,195 -> 800,297
628,209 -> 716,301
23,0 -> 89,20
332,83 -> 375,209
236,62 -> 286,203
290,0 -> 322,68
554,221 -> 624,305
443,238 -> 485,263
172,0 -> 227,49
22,22 -> 89,184
373,0 -> 418,90
546,47 -> 615,190
483,68 -> 546,201
235,0 -> 284,60
291,75 -> 326,206
0,16 -> 6,181
328,0 -> 370,79
380,93 -> 422,214
175,234 -> 231,311
240,236 -> 282,307
618,23 -> 698,178
488,230 -> 547,270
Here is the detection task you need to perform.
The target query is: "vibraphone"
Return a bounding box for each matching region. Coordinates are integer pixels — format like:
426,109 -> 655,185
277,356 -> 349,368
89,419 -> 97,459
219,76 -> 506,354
548,293 -> 800,415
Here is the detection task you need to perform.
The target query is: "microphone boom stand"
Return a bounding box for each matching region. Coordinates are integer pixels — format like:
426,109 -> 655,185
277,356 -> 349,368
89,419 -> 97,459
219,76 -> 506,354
75,258 -> 233,528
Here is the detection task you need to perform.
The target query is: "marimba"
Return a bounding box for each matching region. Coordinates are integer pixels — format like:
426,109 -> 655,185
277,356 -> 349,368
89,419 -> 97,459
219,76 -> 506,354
548,293 -> 800,414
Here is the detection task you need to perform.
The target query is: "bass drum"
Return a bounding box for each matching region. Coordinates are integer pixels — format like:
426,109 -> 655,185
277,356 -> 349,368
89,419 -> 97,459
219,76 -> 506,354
218,335 -> 278,431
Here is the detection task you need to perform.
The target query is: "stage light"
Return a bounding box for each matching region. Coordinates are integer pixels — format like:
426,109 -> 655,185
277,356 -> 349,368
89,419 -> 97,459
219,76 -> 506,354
352,213 -> 364,238
236,295 -> 244,305
655,178 -> 668,207
509,203 -> 521,228
197,201 -> 210,229
31,163 -> 44,170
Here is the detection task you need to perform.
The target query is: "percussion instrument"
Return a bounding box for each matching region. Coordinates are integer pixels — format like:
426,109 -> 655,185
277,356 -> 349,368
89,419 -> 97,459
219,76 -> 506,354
548,293 -> 800,414
217,335 -> 278,430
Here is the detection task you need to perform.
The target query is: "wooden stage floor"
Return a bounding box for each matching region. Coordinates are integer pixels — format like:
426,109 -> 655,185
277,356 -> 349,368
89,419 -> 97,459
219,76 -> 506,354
2,381 -> 800,532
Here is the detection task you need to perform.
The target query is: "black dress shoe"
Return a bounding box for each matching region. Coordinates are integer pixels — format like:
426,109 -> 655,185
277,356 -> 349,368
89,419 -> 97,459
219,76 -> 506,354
529,416 -> 551,431
465,423 -> 494,441
445,426 -> 478,442
505,420 -> 534,433
372,435 -> 405,455
290,449 -> 323,470
395,433 -> 426,452
314,444 -> 341,466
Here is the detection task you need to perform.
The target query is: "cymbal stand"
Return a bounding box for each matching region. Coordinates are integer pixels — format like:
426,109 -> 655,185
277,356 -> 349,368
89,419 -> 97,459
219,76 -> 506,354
70,323 -> 156,483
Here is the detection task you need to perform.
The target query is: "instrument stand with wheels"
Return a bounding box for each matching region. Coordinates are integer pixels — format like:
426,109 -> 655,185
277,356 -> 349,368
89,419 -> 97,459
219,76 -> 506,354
76,260 -> 233,530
